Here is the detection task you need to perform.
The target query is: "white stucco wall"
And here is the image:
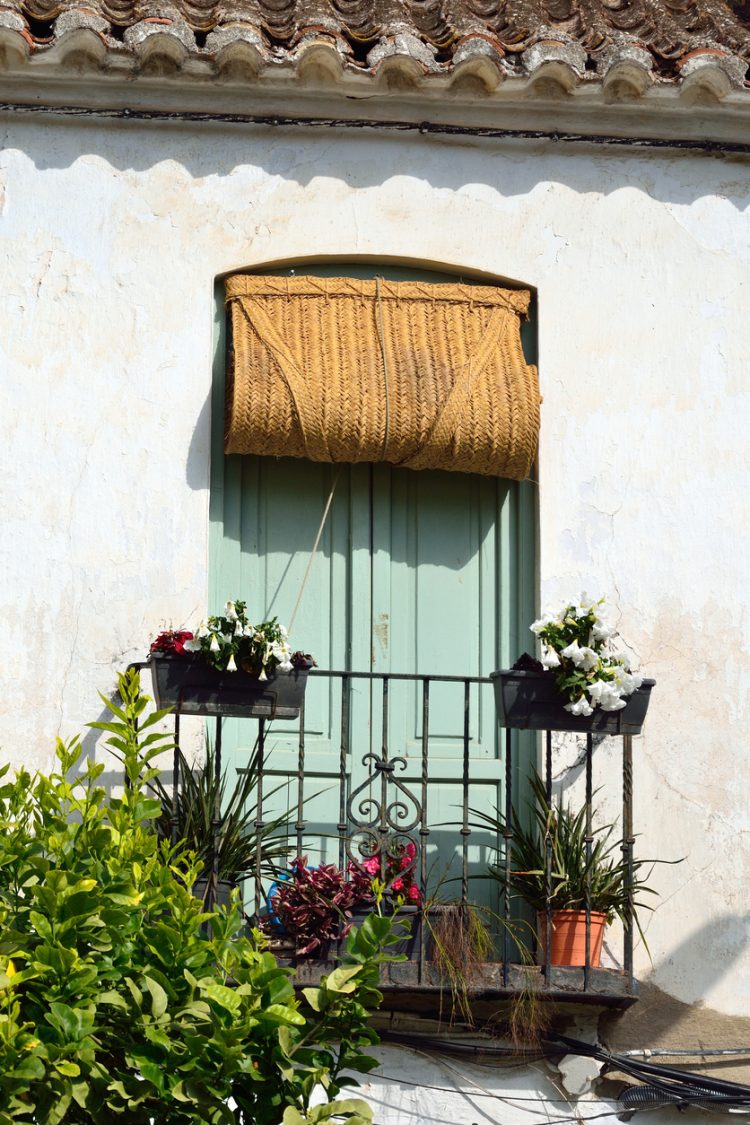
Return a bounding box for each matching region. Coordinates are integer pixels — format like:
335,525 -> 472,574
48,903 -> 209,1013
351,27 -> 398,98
2,112 -> 750,1056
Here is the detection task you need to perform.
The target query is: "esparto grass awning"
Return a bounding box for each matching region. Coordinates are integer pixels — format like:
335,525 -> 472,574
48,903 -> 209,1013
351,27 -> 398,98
224,274 -> 539,480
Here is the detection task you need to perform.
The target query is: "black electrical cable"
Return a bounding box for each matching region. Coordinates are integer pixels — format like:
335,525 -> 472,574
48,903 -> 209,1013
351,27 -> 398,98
1,99 -> 750,159
378,1029 -> 750,1113
545,1034 -> 750,1110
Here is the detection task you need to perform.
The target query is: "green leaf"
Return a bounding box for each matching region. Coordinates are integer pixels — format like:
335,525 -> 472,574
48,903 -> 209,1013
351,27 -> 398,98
324,965 -> 362,994
54,1059 -> 81,1077
282,1109 -> 306,1125
144,976 -> 169,1019
302,987 -> 322,1011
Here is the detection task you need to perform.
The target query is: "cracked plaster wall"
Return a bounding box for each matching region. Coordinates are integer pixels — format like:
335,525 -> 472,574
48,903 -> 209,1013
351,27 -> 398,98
2,118 -> 750,1052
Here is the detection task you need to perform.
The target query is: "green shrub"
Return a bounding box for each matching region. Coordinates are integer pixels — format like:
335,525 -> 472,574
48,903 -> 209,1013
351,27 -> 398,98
0,671 -> 393,1125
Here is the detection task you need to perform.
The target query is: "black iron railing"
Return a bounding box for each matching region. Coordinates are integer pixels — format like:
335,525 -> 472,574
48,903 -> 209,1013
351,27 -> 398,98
129,663 -> 637,1001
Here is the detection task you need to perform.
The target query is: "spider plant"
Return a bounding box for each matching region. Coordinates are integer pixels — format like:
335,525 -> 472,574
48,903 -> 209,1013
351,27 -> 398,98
476,772 -> 666,932
151,741 -> 292,895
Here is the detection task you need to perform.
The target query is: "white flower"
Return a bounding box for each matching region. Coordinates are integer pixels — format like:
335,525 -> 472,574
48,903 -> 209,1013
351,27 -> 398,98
226,653 -> 238,672
258,668 -> 267,681
586,680 -> 609,704
561,641 -> 584,667
197,623 -> 210,639
600,694 -> 627,712
278,659 -> 293,672
579,646 -> 599,672
613,669 -> 643,695
540,646 -> 561,669
225,601 -> 238,621
243,623 -> 255,638
588,681 -> 625,710
530,612 -> 557,636
183,638 -> 201,653
210,634 -> 221,653
592,618 -> 616,642
565,696 -> 594,717
574,596 -> 593,618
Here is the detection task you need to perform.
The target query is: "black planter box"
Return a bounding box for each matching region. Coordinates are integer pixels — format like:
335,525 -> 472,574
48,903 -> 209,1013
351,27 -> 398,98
149,652 -> 309,718
490,669 -> 655,734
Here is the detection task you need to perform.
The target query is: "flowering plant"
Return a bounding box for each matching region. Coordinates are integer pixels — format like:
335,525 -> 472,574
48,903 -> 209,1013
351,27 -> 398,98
150,599 -> 314,679
360,841 -> 421,904
149,629 -> 194,656
530,596 -> 643,717
263,857 -> 373,956
264,845 -> 422,955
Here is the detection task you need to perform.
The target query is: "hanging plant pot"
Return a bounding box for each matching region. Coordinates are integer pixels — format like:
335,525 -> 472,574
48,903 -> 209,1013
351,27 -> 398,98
537,909 -> 608,967
490,669 -> 655,734
193,878 -> 235,910
148,652 -> 310,718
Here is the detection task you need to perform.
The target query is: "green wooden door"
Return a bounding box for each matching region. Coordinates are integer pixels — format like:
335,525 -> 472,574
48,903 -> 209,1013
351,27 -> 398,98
209,264 -> 536,907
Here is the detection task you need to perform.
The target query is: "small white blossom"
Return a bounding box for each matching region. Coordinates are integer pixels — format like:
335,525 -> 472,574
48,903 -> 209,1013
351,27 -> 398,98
530,611 -> 559,635
592,618 -> 616,642
226,653 -> 238,672
209,634 -> 221,653
586,680 -> 609,703
540,646 -> 561,669
600,694 -> 627,712
579,646 -> 599,672
561,641 -> 584,667
574,595 -> 594,618
593,682 -> 626,710
225,601 -> 238,621
278,659 -> 293,672
613,669 -> 643,695
197,623 -> 210,638
565,696 -> 594,717
183,638 -> 201,653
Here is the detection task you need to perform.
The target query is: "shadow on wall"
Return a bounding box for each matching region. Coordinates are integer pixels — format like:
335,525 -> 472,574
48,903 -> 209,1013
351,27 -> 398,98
601,909 -> 750,1078
7,115 -> 750,209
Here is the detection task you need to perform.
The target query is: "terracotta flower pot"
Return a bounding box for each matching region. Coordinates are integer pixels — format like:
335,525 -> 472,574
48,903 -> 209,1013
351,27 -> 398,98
537,909 -> 607,967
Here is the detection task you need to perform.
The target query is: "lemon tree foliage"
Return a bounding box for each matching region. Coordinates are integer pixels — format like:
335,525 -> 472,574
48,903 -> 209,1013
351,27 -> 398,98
0,672 -> 394,1124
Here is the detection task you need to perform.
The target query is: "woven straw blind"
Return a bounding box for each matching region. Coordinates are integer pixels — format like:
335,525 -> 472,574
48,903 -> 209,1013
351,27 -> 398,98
225,274 -> 539,480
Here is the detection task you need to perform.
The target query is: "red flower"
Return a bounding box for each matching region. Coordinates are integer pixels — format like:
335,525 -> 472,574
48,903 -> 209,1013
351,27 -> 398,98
150,630 -> 194,655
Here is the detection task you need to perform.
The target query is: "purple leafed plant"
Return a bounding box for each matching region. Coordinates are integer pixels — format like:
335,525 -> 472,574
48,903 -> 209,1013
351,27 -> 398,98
266,856 -> 373,957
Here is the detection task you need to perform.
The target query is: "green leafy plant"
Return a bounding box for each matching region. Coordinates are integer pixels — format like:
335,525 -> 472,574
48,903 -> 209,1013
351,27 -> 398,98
150,740 -> 292,901
151,598 -> 314,679
530,595 -> 643,716
263,858 -> 374,957
478,772 -> 662,930
0,670 -> 395,1124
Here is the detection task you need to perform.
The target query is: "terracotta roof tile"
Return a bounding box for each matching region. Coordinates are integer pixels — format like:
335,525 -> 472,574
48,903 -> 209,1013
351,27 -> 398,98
0,0 -> 748,97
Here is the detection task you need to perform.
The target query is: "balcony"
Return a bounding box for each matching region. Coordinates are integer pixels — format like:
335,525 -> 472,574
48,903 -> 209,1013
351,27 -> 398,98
134,663 -> 642,1017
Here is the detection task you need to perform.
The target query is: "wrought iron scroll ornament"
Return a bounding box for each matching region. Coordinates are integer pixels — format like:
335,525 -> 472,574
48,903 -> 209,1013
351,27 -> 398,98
345,751 -> 421,891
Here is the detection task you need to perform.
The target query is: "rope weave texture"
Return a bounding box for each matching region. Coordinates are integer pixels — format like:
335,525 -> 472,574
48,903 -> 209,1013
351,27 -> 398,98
224,274 -> 539,480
